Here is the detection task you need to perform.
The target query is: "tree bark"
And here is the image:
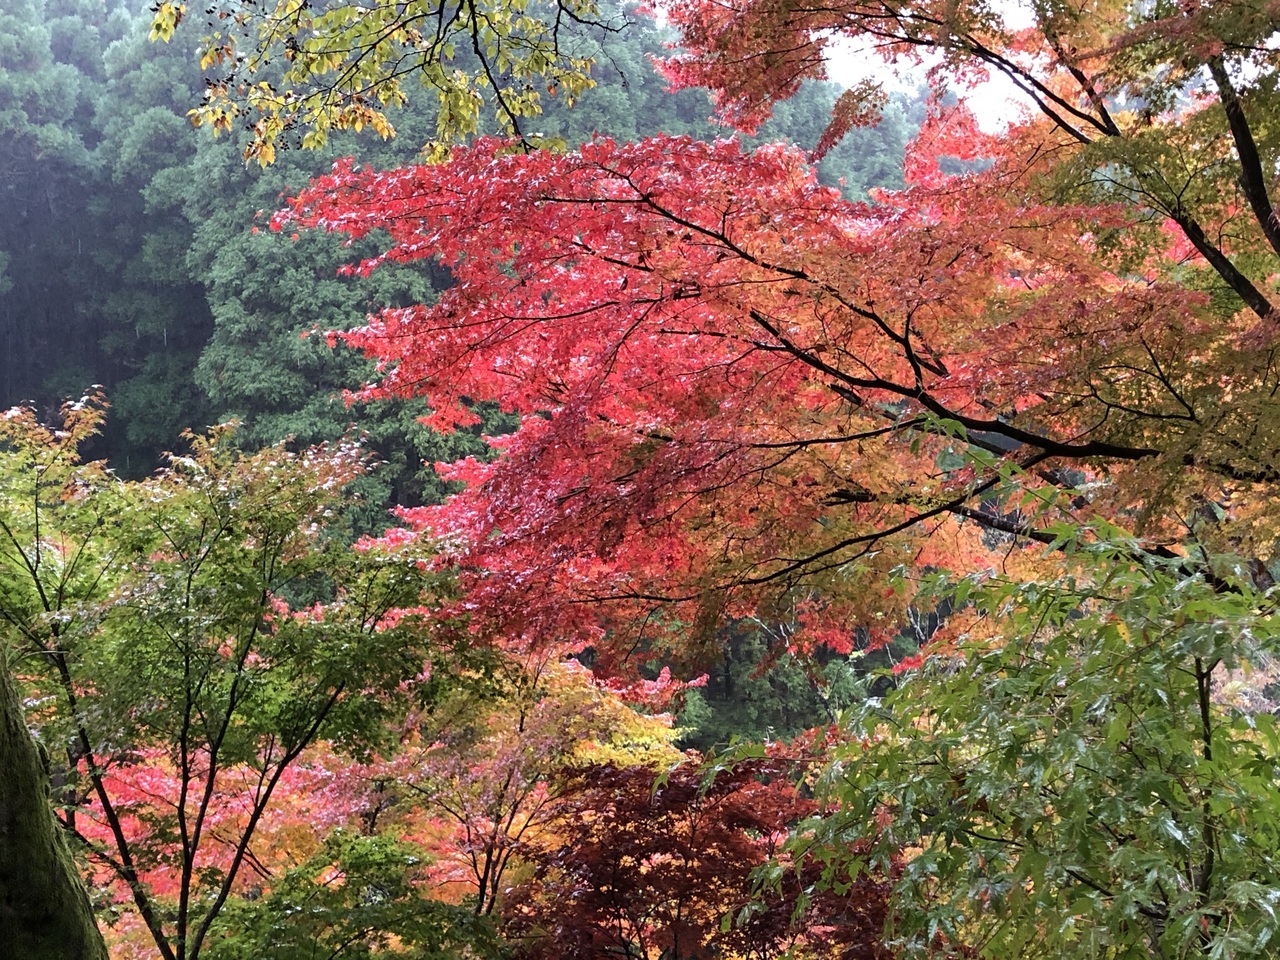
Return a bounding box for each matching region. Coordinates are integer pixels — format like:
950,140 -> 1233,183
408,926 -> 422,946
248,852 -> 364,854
0,653 -> 107,960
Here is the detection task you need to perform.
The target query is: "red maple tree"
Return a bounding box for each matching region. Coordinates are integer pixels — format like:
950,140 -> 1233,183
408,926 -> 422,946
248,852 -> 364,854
275,1 -> 1280,662
505,757 -> 892,960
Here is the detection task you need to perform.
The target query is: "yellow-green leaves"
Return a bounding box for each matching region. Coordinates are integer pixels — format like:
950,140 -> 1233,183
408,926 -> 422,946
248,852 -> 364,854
156,0 -> 602,164
148,1 -> 185,42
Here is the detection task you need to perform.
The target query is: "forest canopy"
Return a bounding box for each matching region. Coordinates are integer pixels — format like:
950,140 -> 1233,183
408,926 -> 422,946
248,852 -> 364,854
5,0 -> 1280,958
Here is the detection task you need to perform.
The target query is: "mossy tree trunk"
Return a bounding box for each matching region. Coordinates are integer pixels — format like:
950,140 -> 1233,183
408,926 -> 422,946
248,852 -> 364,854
0,653 -> 107,960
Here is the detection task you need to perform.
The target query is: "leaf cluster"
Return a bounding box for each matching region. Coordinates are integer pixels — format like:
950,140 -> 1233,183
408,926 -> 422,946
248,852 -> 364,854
811,541 -> 1280,959
166,0 -> 612,163
206,832 -> 505,960
508,757 -> 892,959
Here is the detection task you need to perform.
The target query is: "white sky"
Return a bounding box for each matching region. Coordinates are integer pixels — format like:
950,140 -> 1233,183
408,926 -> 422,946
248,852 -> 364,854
823,3 -> 1037,131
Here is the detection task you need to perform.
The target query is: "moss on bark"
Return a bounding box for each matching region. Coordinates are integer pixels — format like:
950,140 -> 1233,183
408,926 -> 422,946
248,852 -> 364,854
0,654 -> 107,960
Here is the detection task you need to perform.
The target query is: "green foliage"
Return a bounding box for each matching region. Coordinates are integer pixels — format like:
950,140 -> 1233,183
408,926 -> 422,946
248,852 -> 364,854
0,0 -> 215,467
808,537 -> 1280,959
0,396 -> 471,960
91,41 -> 216,468
0,0 -> 111,409
207,833 -> 505,960
79,425 -> 442,760
171,113 -> 498,524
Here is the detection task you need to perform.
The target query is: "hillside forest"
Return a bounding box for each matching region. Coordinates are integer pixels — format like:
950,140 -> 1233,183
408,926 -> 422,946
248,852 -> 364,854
4,0 -> 1280,958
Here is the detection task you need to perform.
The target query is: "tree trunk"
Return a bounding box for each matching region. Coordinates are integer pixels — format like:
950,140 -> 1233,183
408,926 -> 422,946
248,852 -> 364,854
0,653 -> 107,959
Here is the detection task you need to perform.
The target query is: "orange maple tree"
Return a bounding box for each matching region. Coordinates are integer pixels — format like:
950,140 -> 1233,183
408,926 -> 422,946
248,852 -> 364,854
323,653 -> 688,915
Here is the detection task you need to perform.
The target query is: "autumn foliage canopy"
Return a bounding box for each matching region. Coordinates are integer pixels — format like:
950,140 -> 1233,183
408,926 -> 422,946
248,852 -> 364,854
271,0 -> 1280,669
11,0 -> 1280,956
